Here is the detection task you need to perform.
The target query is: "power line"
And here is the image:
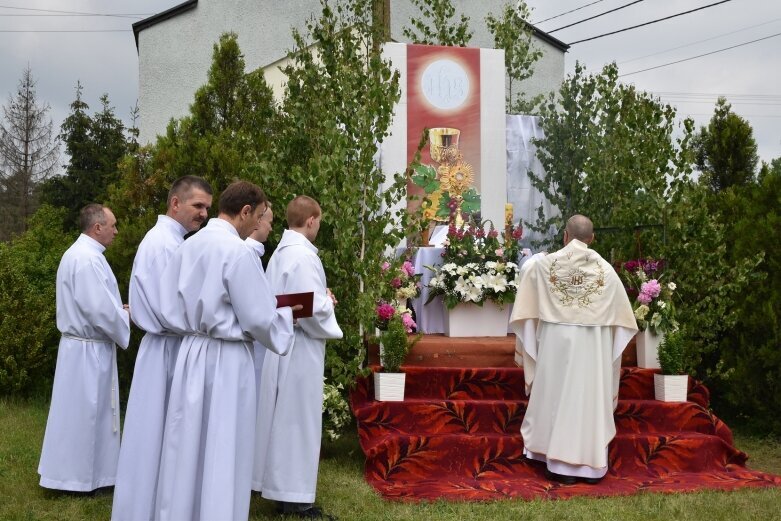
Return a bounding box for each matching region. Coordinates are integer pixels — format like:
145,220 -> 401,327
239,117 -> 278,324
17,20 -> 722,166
0,5 -> 150,19
619,31 -> 781,77
618,17 -> 781,65
549,0 -> 645,34
0,29 -> 130,33
568,0 -> 734,46
533,0 -> 608,25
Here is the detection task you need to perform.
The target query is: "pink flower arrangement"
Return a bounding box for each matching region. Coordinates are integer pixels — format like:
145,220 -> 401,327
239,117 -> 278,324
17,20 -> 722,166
401,312 -> 417,333
376,303 -> 395,321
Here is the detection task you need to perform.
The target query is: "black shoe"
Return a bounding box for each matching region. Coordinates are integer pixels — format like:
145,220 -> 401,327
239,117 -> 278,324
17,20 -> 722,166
544,469 -> 577,485
281,506 -> 337,520
581,476 -> 603,485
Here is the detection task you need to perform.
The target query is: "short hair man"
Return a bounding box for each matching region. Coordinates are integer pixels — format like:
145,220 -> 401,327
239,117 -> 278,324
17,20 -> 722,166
509,214 -> 637,485
38,204 -> 131,491
254,195 -> 343,519
154,181 -> 299,521
111,176 -> 212,521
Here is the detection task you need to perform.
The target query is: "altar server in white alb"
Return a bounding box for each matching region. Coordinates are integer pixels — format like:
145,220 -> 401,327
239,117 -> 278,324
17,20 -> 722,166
245,202 -> 274,399
256,195 -> 343,519
509,215 -> 637,485
111,176 -> 212,521
154,181 -> 298,521
38,204 -> 130,491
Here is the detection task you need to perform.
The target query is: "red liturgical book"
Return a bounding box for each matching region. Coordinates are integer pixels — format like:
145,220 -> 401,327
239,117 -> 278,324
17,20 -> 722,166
276,291 -> 314,319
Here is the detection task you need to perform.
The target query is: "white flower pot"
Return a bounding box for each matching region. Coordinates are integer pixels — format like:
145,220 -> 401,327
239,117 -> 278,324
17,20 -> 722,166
654,373 -> 688,402
444,300 -> 510,337
635,329 -> 663,369
374,372 -> 406,402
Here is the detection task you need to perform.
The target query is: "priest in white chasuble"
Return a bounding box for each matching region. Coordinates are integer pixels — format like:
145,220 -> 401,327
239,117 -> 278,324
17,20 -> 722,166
38,204 -> 130,492
111,176 -> 212,521
509,215 -> 637,484
153,181 -> 297,521
255,196 -> 343,519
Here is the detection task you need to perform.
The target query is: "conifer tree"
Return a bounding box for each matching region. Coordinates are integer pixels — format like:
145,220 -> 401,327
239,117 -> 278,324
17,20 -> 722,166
0,67 -> 59,240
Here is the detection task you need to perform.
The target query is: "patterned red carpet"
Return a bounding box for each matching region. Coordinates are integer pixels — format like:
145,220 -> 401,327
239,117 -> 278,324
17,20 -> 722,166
351,366 -> 781,501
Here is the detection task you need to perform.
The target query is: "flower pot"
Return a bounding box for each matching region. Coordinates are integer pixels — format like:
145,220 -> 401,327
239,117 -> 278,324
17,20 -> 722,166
444,301 -> 509,337
654,373 -> 688,402
374,372 -> 406,402
635,329 -> 663,369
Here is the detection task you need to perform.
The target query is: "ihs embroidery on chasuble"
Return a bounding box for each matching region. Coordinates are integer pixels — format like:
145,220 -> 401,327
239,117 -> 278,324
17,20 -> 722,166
547,255 -> 606,308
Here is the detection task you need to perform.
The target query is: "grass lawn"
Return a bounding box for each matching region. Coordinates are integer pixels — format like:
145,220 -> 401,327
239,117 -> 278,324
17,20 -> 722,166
1,397 -> 779,521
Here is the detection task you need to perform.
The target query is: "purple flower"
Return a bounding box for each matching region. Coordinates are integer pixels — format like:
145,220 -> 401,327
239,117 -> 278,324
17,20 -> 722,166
402,260 -> 416,277
637,292 -> 652,305
381,261 -> 391,272
390,277 -> 402,289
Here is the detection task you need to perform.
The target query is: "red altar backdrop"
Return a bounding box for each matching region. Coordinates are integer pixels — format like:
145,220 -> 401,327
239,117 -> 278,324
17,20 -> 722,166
406,45 -> 481,216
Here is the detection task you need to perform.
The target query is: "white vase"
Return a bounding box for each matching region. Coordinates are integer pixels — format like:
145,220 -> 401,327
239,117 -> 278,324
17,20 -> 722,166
635,329 -> 663,369
444,300 -> 510,337
654,373 -> 688,402
374,372 -> 406,402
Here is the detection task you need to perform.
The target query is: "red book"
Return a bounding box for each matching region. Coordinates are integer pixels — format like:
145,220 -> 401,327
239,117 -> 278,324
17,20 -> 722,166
276,291 -> 314,319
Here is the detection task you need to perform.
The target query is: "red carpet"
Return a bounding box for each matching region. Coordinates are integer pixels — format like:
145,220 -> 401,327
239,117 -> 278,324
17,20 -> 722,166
351,366 -> 781,501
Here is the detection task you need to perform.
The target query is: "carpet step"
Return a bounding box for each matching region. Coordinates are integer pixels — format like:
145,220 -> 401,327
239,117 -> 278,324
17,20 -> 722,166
356,367 -> 709,408
354,399 -> 734,451
365,432 -> 748,486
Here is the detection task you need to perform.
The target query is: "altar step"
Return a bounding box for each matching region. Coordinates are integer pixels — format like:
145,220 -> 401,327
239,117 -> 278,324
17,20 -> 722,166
350,366 -> 781,500
369,334 -> 641,368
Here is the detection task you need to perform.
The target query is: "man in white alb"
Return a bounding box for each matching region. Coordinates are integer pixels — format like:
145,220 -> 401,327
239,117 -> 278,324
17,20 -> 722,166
246,202 -> 274,399
154,181 -> 298,521
111,176 -> 212,521
255,195 -> 343,519
38,204 -> 131,491
510,215 -> 637,484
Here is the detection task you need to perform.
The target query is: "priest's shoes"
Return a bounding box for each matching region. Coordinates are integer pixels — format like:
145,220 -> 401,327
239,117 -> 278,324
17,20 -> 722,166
581,476 -> 603,485
544,469 -> 577,485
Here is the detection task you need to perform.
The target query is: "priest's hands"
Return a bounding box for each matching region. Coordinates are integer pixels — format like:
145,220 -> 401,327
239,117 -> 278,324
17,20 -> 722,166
123,304 -> 130,316
327,288 -> 337,306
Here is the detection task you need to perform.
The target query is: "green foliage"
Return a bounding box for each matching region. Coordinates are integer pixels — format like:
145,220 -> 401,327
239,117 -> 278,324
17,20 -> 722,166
709,163 -> 781,433
485,1 -> 543,114
528,62 -> 693,259
378,317 -> 418,373
251,0 -> 406,392
663,180 -> 758,392
658,330 -> 685,375
402,0 -> 473,47
693,97 -> 759,192
40,86 -> 128,231
0,206 -> 72,394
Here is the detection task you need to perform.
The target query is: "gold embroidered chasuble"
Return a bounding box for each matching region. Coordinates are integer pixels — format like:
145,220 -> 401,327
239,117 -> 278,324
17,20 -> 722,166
509,239 -> 637,475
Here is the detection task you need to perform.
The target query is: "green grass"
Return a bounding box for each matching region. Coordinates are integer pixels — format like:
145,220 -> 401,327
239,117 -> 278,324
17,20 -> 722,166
2,397 -> 780,521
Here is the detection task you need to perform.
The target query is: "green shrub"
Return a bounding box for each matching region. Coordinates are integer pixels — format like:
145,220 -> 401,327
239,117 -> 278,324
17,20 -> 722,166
0,206 -> 72,395
658,331 -> 686,376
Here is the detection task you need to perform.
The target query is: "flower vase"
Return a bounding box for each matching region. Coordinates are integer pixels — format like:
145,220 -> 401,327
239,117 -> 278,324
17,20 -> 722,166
635,329 -> 663,369
654,373 -> 688,402
444,301 -> 509,337
374,371 -> 406,401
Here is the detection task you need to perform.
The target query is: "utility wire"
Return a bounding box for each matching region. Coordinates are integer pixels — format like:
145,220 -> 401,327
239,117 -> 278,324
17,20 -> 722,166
568,0 -> 733,45
532,0 -> 607,25
0,5 -> 150,19
0,29 -> 130,33
620,31 -> 781,76
549,0 -> 645,34
618,17 -> 781,65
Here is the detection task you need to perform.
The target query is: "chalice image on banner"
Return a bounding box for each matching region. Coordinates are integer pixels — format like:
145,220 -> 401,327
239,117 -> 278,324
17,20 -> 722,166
428,127 -> 474,225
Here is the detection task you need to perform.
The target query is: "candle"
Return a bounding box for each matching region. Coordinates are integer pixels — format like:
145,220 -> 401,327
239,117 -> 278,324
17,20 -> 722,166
504,203 -> 513,227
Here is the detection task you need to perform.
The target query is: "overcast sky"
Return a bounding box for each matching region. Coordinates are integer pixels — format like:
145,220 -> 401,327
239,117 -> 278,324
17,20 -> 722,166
1,0 -> 779,164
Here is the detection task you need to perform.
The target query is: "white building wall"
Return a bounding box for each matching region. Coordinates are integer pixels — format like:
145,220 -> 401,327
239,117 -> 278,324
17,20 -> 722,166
137,0 -> 565,143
